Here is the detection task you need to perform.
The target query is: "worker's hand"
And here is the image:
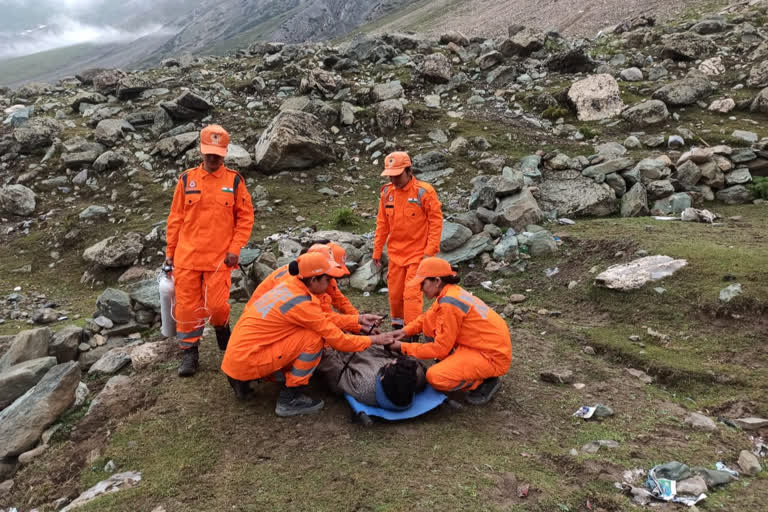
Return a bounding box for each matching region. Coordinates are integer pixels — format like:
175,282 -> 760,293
389,329 -> 406,342
372,258 -> 382,269
224,252 -> 239,267
369,333 -> 394,345
359,313 -> 383,326
365,327 -> 382,335
388,341 -> 402,353
164,257 -> 174,266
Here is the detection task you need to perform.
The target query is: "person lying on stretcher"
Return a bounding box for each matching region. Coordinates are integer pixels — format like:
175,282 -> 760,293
316,346 -> 427,410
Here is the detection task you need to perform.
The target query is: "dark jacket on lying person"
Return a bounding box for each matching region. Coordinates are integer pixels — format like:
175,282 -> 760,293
317,346 -> 427,410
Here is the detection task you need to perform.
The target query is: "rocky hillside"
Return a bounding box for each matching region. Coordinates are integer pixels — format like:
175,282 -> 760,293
1,1 -> 768,508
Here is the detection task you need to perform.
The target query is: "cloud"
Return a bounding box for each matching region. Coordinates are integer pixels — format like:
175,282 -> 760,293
0,15 -> 171,59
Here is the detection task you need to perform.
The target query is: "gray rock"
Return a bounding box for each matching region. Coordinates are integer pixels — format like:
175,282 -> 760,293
128,280 -> 161,312
82,232 -> 144,268
716,185 -> 754,205
32,308 -> 59,325
79,205 -> 109,220
595,142 -> 627,159
88,348 -> 132,375
493,229 -> 519,262
661,33 -> 717,61
453,211 -> 484,234
420,53 -> 451,83
349,260 -> 384,292
538,172 -> 617,217
731,149 -> 757,164
546,48 -> 596,73
70,91 -> 107,111
568,74 -> 625,121
677,476 -> 708,496
621,183 -> 649,217
94,119 -> 134,147
61,150 -> 100,167
153,131 -> 198,158
0,361 -> 81,457
499,27 -> 545,57
520,155 -> 542,178
621,100 -> 670,127
652,192 -> 692,214
646,180 -> 675,200
412,151 -> 447,174
684,412 -> 718,431
372,81 -> 403,101
469,183 -> 496,210
496,188 -> 543,231
526,230 -> 558,257
439,31 -> 469,46
691,18 -> 727,35
0,328 -> 52,372
0,184 -> 36,216
719,283 -> 742,303
160,91 -> 213,120
49,326 -> 83,363
476,206 -> 502,225
738,450 -> 762,476
605,173 -> 627,197
725,168 -> 752,186
224,144 -> 253,170
653,77 -> 714,106
92,69 -> 126,92
96,288 -> 132,325
540,369 -> 574,384
375,99 -> 406,133
750,87 -> 768,114
620,67 -> 643,81
732,417 -> 768,430
675,160 -> 702,189
731,130 -> 758,144
13,117 -> 61,153
0,357 -> 57,409
747,60 -> 768,88
582,157 -> 634,178
595,255 -> 688,290
440,222 -> 473,252
438,232 -> 493,265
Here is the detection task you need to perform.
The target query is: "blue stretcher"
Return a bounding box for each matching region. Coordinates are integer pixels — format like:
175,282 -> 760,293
344,384 -> 447,423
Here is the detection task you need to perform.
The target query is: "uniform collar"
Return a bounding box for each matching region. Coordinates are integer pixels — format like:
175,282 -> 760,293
437,284 -> 457,300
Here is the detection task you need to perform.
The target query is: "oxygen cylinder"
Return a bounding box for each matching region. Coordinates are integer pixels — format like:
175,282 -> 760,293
159,266 -> 176,338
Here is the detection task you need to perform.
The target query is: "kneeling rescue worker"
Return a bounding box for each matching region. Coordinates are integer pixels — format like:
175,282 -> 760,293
221,251 -> 394,417
165,125 -> 254,377
389,257 -> 512,405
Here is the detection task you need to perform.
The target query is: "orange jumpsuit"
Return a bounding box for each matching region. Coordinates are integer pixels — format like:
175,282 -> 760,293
166,165 -> 254,349
401,284 -> 512,392
222,276 -> 371,386
374,177 -> 442,327
246,265 -> 361,333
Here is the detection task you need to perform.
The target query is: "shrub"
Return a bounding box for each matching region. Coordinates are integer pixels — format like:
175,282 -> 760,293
332,207 -> 360,228
748,176 -> 768,200
542,106 -> 569,120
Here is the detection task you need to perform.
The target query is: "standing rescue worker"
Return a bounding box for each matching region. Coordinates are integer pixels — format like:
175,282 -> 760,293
389,257 -> 512,405
221,252 -> 393,416
165,125 -> 254,377
373,152 -> 443,331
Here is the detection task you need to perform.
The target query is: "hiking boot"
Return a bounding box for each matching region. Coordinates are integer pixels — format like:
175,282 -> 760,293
275,385 -> 324,417
215,324 -> 231,351
177,345 -> 199,377
228,376 -> 253,401
465,377 -> 501,405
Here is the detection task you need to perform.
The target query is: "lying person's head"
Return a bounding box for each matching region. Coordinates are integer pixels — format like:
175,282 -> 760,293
377,356 -> 420,409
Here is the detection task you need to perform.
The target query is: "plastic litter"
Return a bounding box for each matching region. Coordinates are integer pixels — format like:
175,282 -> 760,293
573,404 -> 614,420
545,267 -> 560,277
646,463 -> 707,507
715,462 -> 739,478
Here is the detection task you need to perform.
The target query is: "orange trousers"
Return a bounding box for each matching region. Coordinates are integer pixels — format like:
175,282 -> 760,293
426,346 -> 510,392
387,261 -> 422,328
228,329 -> 324,387
174,267 -> 232,349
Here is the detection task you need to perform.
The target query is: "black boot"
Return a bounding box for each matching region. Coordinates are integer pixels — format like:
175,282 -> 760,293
228,376 -> 253,401
215,325 -> 231,351
275,385 -> 324,417
466,377 -> 501,405
178,345 -> 199,377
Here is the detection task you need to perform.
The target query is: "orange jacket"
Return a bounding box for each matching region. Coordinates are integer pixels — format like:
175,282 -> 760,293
166,165 -> 254,271
373,177 -> 443,266
401,284 -> 512,364
222,276 -> 372,377
246,266 -> 361,332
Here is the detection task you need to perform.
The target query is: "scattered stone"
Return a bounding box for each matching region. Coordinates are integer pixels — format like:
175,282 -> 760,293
82,232 -> 144,268
0,357 -> 57,409
61,471 -> 142,511
684,412 -> 718,432
621,100 -> 669,126
96,288 -> 132,324
626,368 -> 653,384
540,369 -> 574,384
595,255 -> 687,290
440,222 -> 473,252
0,328 -> 52,371
254,110 -> 338,172
738,450 -> 762,476
568,74 -> 625,121
0,184 -> 36,216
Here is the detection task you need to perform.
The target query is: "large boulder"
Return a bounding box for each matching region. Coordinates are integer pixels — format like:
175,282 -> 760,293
440,222 -> 473,252
716,185 -> 754,205
160,91 -> 213,120
94,119 -> 134,146
153,132 -> 198,158
13,117 -> 61,153
96,288 -> 132,325
82,232 -> 144,268
537,171 -> 617,217
371,81 -> 404,101
495,188 -> 543,231
439,232 -> 494,265
546,48 -> 596,73
621,100 -> 670,126
254,110 -> 337,173
747,61 -> 768,89
499,27 -> 546,57
0,357 -> 57,409
652,77 -> 714,106
376,99 -> 407,133
419,53 -> 452,83
0,328 -> 52,372
661,33 -> 717,61
49,326 -> 83,363
0,361 -> 81,458
349,260 -> 384,292
92,69 -> 127,93
568,74 -> 625,121
128,279 -> 161,312
621,183 -> 649,217
750,87 -> 768,114
70,91 -> 107,112
116,76 -> 151,99
0,184 -> 36,216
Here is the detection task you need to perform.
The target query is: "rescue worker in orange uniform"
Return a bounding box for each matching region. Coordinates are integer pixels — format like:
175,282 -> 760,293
165,125 -> 254,377
245,242 -> 381,333
374,152 -> 443,331
221,252 -> 394,416
389,257 -> 512,405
